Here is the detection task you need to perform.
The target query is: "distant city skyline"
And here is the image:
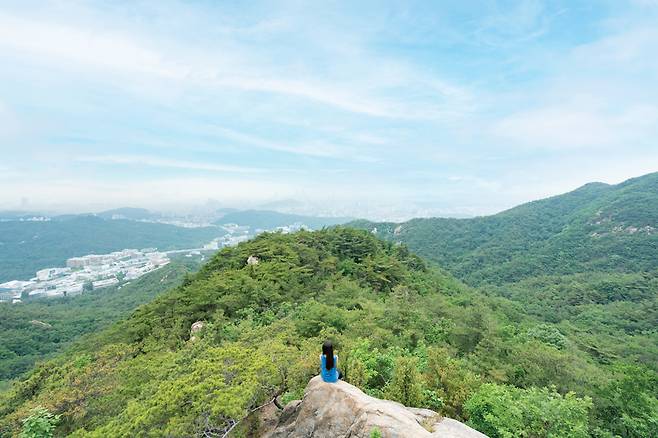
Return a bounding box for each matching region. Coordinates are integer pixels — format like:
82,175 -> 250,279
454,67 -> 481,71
1,1 -> 657,220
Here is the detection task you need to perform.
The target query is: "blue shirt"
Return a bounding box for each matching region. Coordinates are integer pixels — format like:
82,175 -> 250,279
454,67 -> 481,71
320,354 -> 339,383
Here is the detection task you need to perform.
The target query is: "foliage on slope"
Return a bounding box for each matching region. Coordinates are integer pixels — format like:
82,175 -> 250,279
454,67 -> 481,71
0,260 -> 199,385
354,172 -> 658,285
0,229 -> 654,437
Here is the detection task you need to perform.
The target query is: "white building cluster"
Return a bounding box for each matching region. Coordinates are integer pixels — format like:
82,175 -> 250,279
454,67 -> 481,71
0,219 -> 317,304
0,249 -> 170,303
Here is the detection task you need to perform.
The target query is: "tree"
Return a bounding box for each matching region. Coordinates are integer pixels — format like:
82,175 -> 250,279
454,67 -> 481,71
464,383 -> 592,438
593,364 -> 658,438
385,356 -> 424,407
424,348 -> 480,419
20,407 -> 60,438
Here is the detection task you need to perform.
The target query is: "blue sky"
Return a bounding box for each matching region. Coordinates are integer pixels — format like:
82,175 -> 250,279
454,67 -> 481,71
1,0 -> 657,220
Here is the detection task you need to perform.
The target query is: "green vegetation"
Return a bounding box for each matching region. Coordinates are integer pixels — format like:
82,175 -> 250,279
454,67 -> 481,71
19,407 -> 60,438
0,215 -> 224,281
465,384 -> 592,438
354,172 -> 658,285
0,228 -> 654,437
369,427 -> 382,438
346,172 -> 658,437
0,260 -> 199,386
384,356 -> 424,407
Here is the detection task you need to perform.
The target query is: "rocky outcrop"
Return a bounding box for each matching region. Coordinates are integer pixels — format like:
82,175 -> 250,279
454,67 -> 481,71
30,320 -> 53,329
267,376 -> 488,438
189,321 -> 205,342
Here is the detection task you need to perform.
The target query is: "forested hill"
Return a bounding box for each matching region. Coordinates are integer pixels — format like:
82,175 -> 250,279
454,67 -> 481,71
352,172 -> 658,286
0,259 -> 201,387
0,215 -> 224,282
1,229 -> 655,437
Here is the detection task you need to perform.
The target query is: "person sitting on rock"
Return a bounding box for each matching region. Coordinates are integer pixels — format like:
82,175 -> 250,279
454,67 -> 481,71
320,340 -> 341,383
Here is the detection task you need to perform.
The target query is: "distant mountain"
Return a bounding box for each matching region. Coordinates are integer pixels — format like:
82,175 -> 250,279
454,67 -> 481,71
0,215 -> 225,282
216,209 -> 353,230
352,172 -> 658,285
256,198 -> 306,210
96,207 -> 160,221
215,207 -> 240,216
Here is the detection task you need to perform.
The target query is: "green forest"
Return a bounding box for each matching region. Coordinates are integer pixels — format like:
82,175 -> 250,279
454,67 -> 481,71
353,172 -> 658,285
0,215 -> 224,282
0,260 -> 200,389
1,228 -> 655,437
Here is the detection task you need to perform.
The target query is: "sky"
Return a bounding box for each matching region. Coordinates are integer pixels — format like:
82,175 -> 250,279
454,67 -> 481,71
0,0 -> 657,220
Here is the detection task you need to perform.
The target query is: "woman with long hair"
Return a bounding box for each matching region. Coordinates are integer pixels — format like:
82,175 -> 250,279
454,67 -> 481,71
320,340 -> 340,383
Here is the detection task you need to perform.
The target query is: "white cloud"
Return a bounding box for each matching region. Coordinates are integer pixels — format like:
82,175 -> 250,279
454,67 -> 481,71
570,26 -> 658,70
76,155 -> 263,174
207,126 -> 345,158
489,20 -> 658,151
0,11 -> 471,120
491,103 -> 658,150
0,100 -> 21,139
0,13 -> 185,79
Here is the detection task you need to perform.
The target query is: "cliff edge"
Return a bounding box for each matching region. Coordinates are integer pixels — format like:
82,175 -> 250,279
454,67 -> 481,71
267,376 -> 488,438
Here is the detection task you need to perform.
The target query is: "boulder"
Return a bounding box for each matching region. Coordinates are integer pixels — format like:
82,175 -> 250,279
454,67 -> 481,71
267,376 -> 488,438
189,321 -> 205,342
30,320 -> 53,329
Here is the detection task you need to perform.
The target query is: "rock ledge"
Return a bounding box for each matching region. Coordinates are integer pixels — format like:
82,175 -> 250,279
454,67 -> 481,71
267,376 -> 488,438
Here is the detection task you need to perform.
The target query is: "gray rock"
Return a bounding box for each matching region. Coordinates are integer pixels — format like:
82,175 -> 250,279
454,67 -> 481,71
267,376 -> 488,438
189,320 -> 205,342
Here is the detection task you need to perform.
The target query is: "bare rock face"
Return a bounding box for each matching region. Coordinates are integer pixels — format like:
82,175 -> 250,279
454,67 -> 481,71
30,320 -> 53,329
189,321 -> 205,342
267,376 -> 488,438
247,255 -> 260,266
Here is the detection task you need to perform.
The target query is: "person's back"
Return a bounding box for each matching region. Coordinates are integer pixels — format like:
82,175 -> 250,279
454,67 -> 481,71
320,340 -> 339,383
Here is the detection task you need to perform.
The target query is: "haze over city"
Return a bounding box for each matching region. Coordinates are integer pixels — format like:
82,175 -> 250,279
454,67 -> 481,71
1,0 -> 658,220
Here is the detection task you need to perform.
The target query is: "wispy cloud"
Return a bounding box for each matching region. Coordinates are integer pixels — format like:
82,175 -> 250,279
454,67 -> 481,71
0,10 -> 470,121
491,103 -> 658,150
208,126 -> 345,158
76,155 -> 263,174
0,100 -> 21,138
0,13 -> 183,78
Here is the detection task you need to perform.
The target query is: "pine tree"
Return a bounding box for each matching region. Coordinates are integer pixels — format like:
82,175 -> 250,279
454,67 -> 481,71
385,356 -> 424,407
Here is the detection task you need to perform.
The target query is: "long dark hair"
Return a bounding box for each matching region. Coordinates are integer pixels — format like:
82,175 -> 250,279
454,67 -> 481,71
322,340 -> 335,369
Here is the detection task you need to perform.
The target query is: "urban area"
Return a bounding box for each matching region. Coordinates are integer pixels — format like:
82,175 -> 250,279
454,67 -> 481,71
0,222 -> 310,304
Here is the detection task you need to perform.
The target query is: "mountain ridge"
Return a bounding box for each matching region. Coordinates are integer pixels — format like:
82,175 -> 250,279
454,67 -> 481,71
352,172 -> 658,285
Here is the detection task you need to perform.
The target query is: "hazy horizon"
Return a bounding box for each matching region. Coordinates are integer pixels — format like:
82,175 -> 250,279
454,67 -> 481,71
1,1 -> 657,220
3,171 -> 656,222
